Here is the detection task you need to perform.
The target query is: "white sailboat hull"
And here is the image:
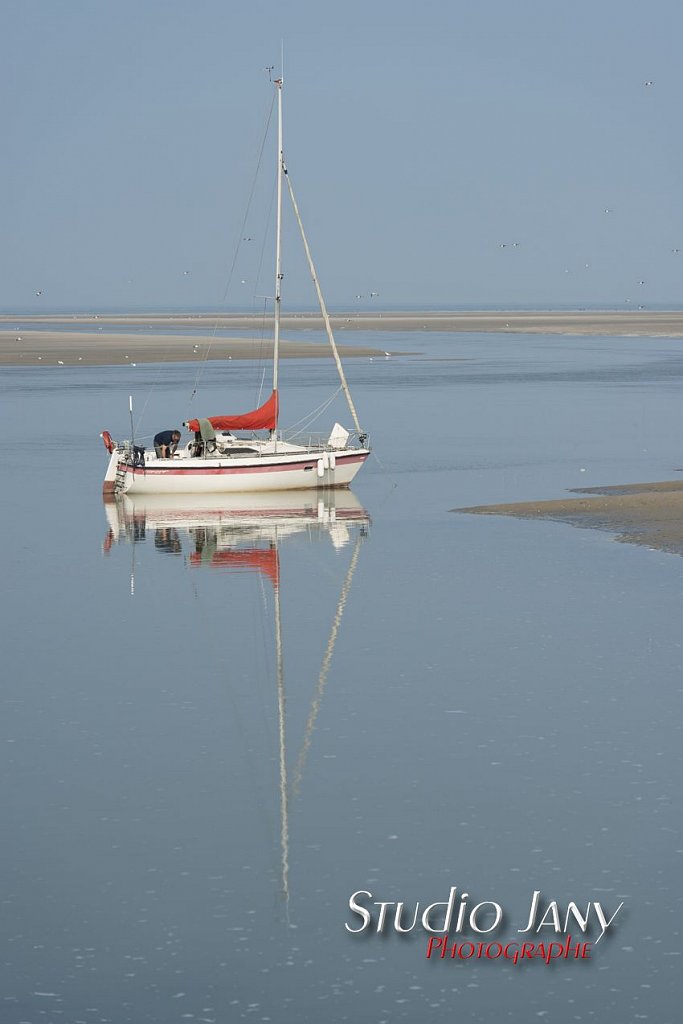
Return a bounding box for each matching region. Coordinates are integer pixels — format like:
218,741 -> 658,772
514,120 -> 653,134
104,447 -> 369,495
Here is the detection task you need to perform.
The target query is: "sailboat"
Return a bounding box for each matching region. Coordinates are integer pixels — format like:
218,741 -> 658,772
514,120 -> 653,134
101,76 -> 369,497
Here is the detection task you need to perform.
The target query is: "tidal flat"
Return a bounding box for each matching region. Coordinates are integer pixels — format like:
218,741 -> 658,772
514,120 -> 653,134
4,308 -> 683,365
457,479 -> 683,555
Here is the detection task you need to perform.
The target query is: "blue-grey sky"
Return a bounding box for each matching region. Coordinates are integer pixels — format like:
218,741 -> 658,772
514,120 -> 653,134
2,0 -> 682,311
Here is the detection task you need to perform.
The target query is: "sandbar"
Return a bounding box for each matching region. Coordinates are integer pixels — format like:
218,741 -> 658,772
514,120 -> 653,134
6,309 -> 683,334
5,309 -> 683,366
0,330 -> 383,367
456,480 -> 683,556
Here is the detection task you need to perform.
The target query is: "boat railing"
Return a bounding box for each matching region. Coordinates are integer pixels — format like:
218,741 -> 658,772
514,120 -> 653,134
281,429 -> 370,451
114,432 -> 369,464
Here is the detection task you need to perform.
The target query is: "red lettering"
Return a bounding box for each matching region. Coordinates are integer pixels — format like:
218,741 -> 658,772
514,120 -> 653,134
426,937 -> 444,959
486,942 -> 503,959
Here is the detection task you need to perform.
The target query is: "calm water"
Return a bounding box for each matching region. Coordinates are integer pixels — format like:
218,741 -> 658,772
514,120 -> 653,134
1,331 -> 682,1023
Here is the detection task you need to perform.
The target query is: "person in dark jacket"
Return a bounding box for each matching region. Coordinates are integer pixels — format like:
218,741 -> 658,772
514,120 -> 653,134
154,429 -> 181,459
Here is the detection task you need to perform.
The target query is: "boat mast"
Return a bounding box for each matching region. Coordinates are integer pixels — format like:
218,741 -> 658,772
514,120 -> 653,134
271,77 -> 284,438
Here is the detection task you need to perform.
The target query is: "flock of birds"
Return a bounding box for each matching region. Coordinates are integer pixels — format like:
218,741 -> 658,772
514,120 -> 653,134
493,220 -> 681,308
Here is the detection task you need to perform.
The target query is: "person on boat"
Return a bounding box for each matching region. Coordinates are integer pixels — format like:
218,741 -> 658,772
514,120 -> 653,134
154,527 -> 181,554
154,429 -> 181,459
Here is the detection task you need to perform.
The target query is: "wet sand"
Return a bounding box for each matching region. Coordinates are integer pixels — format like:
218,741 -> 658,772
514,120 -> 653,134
0,330 -> 383,366
4,309 -> 683,366
456,480 -> 683,555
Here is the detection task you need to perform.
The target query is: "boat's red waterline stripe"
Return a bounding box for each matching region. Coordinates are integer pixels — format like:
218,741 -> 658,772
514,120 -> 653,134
124,453 -> 368,478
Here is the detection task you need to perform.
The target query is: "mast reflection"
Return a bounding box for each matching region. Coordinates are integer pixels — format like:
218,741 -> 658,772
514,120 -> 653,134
101,489 -> 370,911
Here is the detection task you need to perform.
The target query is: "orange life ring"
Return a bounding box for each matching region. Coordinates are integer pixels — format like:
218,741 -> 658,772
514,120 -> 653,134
101,430 -> 115,454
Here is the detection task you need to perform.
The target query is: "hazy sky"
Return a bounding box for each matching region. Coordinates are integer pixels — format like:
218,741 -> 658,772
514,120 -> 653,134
2,0 -> 682,311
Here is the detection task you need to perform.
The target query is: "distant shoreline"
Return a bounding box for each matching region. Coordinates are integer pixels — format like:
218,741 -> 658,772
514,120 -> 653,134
3,309 -> 683,366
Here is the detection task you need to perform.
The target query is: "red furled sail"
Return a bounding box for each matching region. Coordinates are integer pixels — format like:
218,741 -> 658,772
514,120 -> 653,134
186,390 -> 278,433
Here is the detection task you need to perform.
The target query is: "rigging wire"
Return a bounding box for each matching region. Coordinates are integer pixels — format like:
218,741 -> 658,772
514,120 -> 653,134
281,385 -> 343,438
256,365 -> 267,408
254,295 -> 271,405
124,90 -> 276,441
187,90 -> 277,414
250,179 -> 278,406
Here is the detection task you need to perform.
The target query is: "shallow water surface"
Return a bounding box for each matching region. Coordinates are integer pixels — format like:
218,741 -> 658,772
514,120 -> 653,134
1,332 -> 682,1022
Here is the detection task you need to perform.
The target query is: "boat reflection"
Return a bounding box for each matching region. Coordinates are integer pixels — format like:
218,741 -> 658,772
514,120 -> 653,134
101,489 -> 370,911
103,489 -> 370,562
